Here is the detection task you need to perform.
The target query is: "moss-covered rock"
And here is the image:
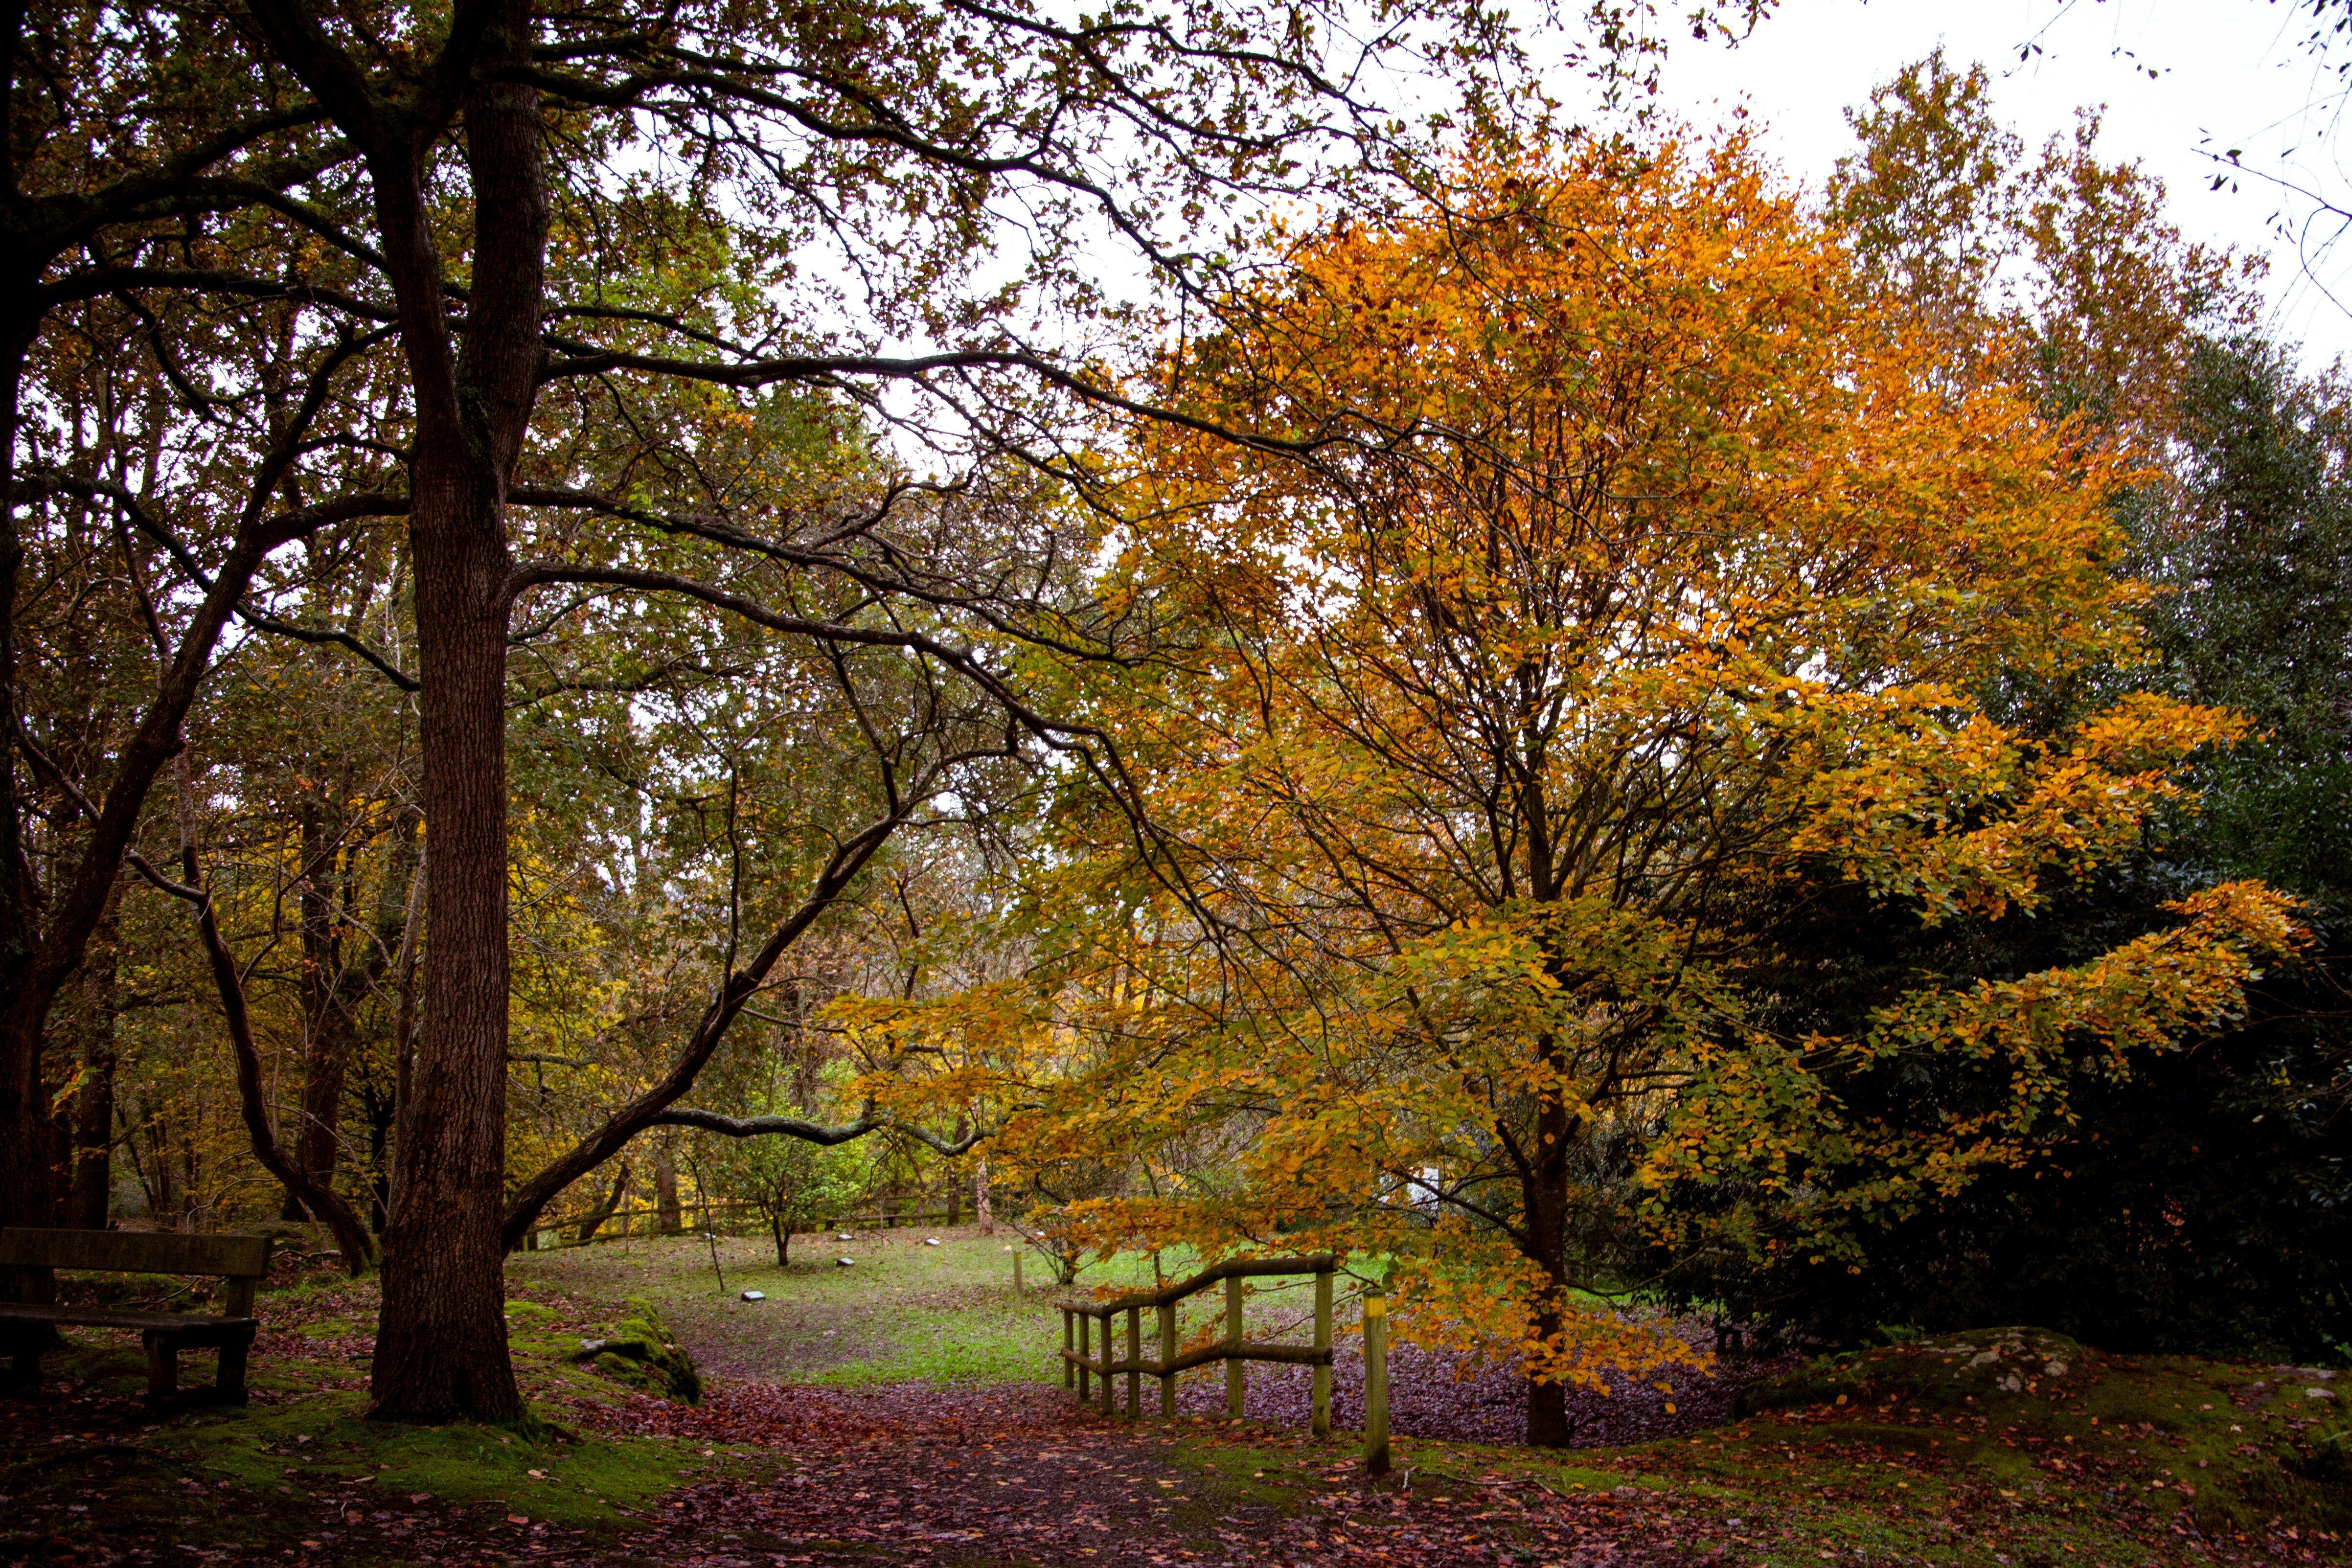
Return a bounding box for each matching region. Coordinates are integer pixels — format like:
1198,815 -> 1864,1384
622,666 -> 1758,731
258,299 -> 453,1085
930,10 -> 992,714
571,1298 -> 701,1403
1737,1326 -> 2086,1418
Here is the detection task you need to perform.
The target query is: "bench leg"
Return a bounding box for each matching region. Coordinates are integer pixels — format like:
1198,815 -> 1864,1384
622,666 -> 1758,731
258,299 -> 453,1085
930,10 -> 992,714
216,1333 -> 252,1405
143,1332 -> 178,1400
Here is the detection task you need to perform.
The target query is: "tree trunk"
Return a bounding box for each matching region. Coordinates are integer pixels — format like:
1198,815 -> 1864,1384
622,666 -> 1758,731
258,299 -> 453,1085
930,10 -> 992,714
286,794 -> 356,1220
571,1162 -> 630,1243
0,328 -> 46,1257
1521,1071 -> 1576,1449
976,1158 -> 993,1236
66,911 -> 119,1229
655,1147 -> 682,1234
770,1211 -> 789,1268
349,0 -> 547,1423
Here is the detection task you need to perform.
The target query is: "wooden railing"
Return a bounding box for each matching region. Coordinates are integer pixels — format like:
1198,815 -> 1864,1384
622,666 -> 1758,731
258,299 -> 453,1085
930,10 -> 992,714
1058,1254 -> 1394,1475
1060,1254 -> 1338,1430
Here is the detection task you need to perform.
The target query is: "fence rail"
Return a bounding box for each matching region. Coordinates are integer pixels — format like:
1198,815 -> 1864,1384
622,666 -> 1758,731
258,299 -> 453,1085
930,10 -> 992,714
528,1197 -> 971,1249
1056,1254 -> 1392,1475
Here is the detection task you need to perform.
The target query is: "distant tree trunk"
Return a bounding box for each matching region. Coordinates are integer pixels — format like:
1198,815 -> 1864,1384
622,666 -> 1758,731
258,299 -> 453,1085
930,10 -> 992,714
290,802 -> 414,1225
286,795 -> 352,1221
572,1162 -> 631,1243
768,1208 -> 790,1267
655,1147 -> 683,1234
945,1116 -> 967,1225
66,911 -> 119,1229
975,1158 -> 993,1236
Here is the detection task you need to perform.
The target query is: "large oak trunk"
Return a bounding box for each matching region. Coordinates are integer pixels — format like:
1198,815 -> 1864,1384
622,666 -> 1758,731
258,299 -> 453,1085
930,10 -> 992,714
359,1 -> 546,1421
368,499 -> 520,1421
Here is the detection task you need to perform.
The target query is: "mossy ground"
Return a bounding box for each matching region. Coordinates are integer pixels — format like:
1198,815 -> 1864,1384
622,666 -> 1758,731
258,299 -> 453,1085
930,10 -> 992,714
1187,1326 -> 2348,1565
1,1265 -> 765,1565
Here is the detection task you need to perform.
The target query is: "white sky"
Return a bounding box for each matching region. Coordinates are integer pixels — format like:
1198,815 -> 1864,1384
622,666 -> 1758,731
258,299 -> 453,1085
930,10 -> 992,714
1646,0 -> 2352,368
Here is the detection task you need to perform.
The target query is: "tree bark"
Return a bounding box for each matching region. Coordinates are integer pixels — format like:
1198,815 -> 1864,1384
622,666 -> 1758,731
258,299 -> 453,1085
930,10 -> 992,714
1521,1057 -> 1576,1449
655,1147 -> 682,1234
66,910 -> 119,1229
0,326 -> 36,1255
355,0 -> 547,1422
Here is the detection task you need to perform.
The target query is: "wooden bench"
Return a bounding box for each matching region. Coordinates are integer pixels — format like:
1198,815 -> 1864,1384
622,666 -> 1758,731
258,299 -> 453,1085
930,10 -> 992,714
0,1227 -> 270,1403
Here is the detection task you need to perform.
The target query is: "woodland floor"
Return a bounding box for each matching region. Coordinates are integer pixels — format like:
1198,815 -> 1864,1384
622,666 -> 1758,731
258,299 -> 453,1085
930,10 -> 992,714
5,1228 -> 2347,1568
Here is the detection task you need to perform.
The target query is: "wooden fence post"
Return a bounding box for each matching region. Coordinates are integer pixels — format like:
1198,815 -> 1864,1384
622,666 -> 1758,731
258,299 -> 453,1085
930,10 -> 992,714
1125,1305 -> 1142,1419
1224,1275 -> 1244,1419
1362,1288 -> 1390,1477
1014,1252 -> 1024,1295
1077,1311 -> 1091,1404
1097,1311 -> 1114,1417
1157,1301 -> 1176,1418
1310,1265 -> 1332,1437
1063,1308 -> 1074,1394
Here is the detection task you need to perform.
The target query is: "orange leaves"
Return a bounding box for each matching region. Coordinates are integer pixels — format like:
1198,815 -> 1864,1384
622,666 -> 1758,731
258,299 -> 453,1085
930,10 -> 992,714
976,129 -> 2310,1397
1794,690 -> 2251,921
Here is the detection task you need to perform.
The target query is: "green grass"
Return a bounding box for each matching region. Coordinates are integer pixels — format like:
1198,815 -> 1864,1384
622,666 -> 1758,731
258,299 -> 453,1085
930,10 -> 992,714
147,1390 -> 735,1530
506,1227 -> 1332,1389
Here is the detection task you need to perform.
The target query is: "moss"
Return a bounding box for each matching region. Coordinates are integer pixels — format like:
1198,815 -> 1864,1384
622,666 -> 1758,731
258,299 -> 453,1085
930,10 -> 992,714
1736,1326 -> 2088,1419
566,1297 -> 701,1403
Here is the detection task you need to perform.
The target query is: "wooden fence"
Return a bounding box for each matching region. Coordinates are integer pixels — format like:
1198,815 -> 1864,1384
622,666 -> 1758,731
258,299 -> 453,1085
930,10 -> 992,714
1058,1254 -> 1392,1474
533,1196 -> 968,1249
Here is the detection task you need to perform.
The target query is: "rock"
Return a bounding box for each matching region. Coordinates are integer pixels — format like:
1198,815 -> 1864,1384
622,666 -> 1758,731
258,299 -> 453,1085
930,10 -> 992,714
836,1256 -> 856,1267
740,1290 -> 766,1302
571,1300 -> 702,1403
836,1232 -> 854,1241
924,1237 -> 941,1247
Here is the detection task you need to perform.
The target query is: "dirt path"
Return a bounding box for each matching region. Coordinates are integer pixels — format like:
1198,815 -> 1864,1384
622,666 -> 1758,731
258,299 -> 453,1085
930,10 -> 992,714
561,1381 -> 1728,1567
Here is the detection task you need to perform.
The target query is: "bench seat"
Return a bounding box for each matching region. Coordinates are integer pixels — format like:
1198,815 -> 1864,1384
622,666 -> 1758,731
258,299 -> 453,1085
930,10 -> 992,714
0,1228 -> 270,1403
0,1302 -> 259,1335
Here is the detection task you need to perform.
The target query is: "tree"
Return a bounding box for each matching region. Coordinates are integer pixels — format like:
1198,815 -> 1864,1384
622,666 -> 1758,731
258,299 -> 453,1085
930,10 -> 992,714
1624,64 -> 2352,1363
703,1102 -> 875,1266
1826,48 -> 2259,443
1005,135 -> 2302,1445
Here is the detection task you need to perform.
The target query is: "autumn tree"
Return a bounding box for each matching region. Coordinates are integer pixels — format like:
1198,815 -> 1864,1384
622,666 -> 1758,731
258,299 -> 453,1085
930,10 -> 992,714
1005,136 -> 2302,1445
6,0 -> 1785,1422
1826,48 -> 2260,441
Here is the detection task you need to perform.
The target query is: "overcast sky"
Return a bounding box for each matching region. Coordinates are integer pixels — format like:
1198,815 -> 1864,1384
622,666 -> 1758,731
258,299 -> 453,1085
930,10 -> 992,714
1644,0 -> 2352,369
